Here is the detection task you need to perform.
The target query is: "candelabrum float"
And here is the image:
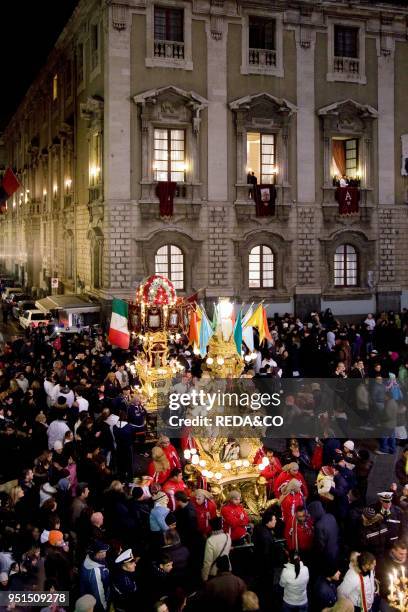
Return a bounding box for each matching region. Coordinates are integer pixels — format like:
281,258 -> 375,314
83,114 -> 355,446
126,276 -> 276,515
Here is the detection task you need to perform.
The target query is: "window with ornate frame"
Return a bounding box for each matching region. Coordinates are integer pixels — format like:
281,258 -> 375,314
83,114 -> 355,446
247,132 -> 276,185
327,19 -> 366,84
334,244 -> 358,287
249,245 -> 274,289
146,2 -> 193,70
241,11 -> 283,77
89,132 -> 102,187
153,128 -> 186,183
155,244 -> 184,290
76,42 -> 85,90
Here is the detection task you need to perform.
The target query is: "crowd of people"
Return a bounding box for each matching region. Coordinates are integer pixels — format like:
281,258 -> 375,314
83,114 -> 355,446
0,308 -> 407,611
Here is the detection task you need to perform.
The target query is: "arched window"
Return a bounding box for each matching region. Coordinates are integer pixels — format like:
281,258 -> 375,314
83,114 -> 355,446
155,244 -> 184,290
248,245 -> 274,288
334,244 -> 358,286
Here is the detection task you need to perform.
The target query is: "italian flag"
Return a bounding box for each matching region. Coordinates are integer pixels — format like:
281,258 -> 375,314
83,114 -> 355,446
108,299 -> 130,349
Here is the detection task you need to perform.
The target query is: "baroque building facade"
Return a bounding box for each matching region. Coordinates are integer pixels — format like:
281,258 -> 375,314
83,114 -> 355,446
1,0 -> 408,316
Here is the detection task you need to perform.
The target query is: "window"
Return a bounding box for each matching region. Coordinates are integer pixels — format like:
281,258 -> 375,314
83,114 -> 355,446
154,129 -> 185,183
52,75 -> 58,101
334,244 -> 358,287
248,17 -> 276,67
249,245 -> 274,288
91,24 -> 99,71
155,244 -> 184,290
332,138 -> 359,180
327,22 -> 365,83
77,43 -> 84,85
89,132 -> 102,187
154,7 -> 184,58
247,133 -> 276,185
334,26 -> 358,58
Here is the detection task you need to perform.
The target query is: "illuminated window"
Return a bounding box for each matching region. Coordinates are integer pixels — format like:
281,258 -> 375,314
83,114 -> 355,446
89,133 -> 102,186
52,75 -> 58,101
247,132 -> 276,184
155,244 -> 184,290
334,244 -> 358,287
332,137 -> 359,179
154,129 -> 185,183
249,245 -> 274,288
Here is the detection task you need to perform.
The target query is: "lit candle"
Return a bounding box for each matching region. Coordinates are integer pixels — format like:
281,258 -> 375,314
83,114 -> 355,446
191,455 -> 200,465
183,450 -> 191,460
242,459 -> 250,468
235,460 -> 242,467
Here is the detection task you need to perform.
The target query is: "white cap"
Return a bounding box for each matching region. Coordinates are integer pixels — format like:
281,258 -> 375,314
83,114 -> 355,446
115,548 -> 134,564
344,440 -> 354,451
74,595 -> 97,612
378,491 -> 393,502
54,440 -> 63,451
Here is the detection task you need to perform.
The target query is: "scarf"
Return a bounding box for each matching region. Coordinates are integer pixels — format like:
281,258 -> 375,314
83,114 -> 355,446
358,573 -> 369,612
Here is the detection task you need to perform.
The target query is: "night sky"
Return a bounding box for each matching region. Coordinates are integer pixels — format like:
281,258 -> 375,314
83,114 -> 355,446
0,0 -> 79,130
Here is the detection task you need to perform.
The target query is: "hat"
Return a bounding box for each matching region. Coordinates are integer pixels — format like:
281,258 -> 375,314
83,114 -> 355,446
321,466 -> 335,477
282,462 -> 299,472
378,491 -> 393,502
89,540 -> 110,555
344,440 -> 355,451
115,548 -> 134,564
74,595 -> 97,612
54,440 -> 63,451
363,507 -> 376,519
0,572 -> 8,582
48,530 -> 64,546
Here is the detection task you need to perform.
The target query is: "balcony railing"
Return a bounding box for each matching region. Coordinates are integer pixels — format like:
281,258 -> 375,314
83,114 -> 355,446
249,48 -> 277,67
333,56 -> 360,75
154,40 -> 185,59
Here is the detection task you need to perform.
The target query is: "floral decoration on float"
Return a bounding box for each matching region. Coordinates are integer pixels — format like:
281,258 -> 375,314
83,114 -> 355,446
137,274 -> 177,307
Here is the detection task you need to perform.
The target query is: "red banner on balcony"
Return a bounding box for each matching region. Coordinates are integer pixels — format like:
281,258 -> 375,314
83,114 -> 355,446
156,181 -> 177,217
335,186 -> 360,215
254,184 -> 276,217
0,168 -> 21,212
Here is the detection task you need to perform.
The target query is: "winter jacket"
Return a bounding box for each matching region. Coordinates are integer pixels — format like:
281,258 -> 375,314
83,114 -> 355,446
382,398 -> 398,429
279,561 -> 309,606
191,497 -> 217,536
80,555 -> 110,612
203,570 -> 246,612
274,470 -> 309,499
202,530 -> 232,581
111,567 -> 138,611
313,576 -> 337,611
149,504 -> 170,532
308,501 -> 340,567
284,516 -> 314,553
221,502 -> 249,541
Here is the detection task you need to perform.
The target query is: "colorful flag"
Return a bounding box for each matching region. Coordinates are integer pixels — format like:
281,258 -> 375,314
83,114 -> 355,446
188,309 -> 199,347
211,302 -> 218,331
242,305 -> 254,352
108,299 -> 130,349
245,304 -> 271,345
199,308 -> 214,357
233,309 -> 242,356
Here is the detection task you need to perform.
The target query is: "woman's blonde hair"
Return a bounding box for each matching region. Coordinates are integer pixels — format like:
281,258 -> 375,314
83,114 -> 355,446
107,480 -> 123,493
9,486 -> 23,507
242,590 -> 260,611
151,446 -> 170,472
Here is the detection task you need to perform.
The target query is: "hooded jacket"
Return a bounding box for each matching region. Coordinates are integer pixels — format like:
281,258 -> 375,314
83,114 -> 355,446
80,555 -> 110,612
308,501 -> 340,567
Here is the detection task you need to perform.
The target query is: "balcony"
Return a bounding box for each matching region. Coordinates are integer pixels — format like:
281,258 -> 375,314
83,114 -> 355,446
322,186 -> 374,225
139,182 -> 201,220
154,40 -> 184,59
333,56 -> 360,76
248,48 -> 277,67
234,184 -> 291,223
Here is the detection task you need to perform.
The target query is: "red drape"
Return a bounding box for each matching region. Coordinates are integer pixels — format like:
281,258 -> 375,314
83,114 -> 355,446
156,181 -> 177,217
254,184 -> 276,217
335,186 -> 360,215
332,140 -> 346,177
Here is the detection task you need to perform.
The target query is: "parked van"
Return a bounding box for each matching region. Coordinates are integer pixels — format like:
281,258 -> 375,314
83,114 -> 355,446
19,310 -> 53,329
2,287 -> 23,302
